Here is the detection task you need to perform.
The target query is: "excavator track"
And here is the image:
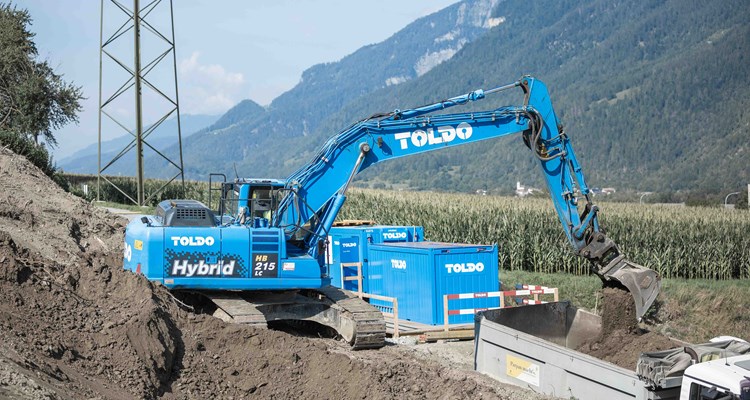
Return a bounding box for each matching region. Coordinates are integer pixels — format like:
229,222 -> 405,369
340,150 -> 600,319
204,286 -> 385,350
316,286 -> 386,349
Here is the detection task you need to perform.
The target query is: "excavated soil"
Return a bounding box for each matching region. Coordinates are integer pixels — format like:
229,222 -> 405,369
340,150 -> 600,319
600,287 -> 639,334
576,288 -> 677,370
0,146 -> 551,400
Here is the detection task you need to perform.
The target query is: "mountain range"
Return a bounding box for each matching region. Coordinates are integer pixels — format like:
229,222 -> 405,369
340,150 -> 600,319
65,0 -> 750,196
59,114 -> 219,175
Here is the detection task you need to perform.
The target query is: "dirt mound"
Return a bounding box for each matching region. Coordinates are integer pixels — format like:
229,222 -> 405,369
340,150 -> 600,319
577,288 -> 677,369
0,147 -> 546,399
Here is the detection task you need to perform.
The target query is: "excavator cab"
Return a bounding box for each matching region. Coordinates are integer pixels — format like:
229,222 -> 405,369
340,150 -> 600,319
242,182 -> 284,223
212,179 -> 286,227
248,186 -> 279,220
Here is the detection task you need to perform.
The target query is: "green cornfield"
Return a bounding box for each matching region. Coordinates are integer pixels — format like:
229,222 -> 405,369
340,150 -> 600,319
338,189 -> 750,280
67,173 -> 749,280
64,174 -> 220,207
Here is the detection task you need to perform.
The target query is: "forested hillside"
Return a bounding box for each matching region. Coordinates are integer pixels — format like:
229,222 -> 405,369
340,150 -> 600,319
160,0 -> 750,196
148,0 -> 504,178
320,0 -> 750,195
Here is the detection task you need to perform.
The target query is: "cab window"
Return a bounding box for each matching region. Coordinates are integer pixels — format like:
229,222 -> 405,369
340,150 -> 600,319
689,383 -> 735,400
250,187 -> 281,220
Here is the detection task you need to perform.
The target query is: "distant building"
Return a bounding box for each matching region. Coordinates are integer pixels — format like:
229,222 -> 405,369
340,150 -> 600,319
475,189 -> 488,196
515,181 -> 541,197
601,187 -> 616,195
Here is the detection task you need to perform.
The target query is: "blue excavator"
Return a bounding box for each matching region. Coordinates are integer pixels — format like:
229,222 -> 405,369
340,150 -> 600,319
124,76 -> 661,349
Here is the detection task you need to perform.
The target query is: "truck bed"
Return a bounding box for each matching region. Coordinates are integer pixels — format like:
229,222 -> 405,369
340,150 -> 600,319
473,302 -> 682,400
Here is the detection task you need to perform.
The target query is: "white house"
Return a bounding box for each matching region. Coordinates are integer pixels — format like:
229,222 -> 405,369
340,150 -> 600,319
515,181 -> 541,197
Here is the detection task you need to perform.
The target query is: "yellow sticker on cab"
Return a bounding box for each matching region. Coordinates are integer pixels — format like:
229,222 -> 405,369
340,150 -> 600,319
134,240 -> 143,250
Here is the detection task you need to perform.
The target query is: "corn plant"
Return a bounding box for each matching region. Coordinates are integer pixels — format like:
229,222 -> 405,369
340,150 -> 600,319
66,172 -> 750,280
339,189 -> 750,280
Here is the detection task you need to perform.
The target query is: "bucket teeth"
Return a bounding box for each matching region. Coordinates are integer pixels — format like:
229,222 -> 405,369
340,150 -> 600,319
601,259 -> 661,320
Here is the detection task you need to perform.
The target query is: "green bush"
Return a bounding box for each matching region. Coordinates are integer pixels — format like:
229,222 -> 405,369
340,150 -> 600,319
63,174 -> 216,207
0,130 -> 68,190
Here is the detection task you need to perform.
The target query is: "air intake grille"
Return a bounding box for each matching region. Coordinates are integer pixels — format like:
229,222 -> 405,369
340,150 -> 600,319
252,230 -> 279,252
157,199 -> 216,227
176,208 -> 207,220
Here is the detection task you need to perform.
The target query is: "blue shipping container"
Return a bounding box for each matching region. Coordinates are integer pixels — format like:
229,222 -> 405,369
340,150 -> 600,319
327,225 -> 424,292
367,242 -> 499,325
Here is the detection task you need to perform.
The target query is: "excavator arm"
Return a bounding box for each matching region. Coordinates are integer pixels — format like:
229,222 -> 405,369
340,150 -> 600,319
273,76 -> 660,319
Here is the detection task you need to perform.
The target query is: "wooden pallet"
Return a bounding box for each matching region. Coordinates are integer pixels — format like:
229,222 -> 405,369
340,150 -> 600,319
383,315 -> 474,341
332,219 -> 377,226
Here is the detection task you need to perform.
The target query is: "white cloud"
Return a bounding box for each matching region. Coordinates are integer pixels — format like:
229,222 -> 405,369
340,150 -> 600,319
178,52 -> 246,114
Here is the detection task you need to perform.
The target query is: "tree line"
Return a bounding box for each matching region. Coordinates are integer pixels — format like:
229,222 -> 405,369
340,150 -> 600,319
0,4 -> 82,185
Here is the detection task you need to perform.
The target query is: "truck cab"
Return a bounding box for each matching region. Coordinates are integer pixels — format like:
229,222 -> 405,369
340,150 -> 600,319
680,354 -> 750,400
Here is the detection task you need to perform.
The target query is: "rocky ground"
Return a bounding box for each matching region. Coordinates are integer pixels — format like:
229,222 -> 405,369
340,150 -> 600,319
0,146 -> 554,399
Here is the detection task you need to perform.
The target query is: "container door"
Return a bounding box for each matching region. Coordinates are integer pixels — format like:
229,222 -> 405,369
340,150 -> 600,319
434,246 -> 499,325
367,246 -> 435,323
390,250 -> 433,323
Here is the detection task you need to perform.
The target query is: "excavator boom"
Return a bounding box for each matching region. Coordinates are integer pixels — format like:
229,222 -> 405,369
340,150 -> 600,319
124,76 -> 660,351
274,76 -> 660,319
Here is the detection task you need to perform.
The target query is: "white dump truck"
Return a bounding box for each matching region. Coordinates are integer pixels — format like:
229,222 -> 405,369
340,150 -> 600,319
474,302 -> 750,400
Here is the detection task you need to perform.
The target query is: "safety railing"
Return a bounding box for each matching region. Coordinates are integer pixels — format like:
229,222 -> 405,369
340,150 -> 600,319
341,262 -> 400,337
356,292 -> 399,338
340,262 -> 364,295
442,285 -> 559,331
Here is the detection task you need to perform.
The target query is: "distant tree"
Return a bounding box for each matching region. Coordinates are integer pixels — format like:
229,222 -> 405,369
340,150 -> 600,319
0,3 -> 82,147
0,3 -> 81,189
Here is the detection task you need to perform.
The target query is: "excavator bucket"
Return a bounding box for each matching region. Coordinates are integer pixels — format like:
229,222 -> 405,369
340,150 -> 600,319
601,258 -> 661,320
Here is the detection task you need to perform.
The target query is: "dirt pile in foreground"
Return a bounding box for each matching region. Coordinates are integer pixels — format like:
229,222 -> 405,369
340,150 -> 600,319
576,288 -> 676,369
0,147 -> 547,399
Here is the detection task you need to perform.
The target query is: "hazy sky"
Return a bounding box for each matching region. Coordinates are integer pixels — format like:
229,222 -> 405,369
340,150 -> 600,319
20,0 -> 459,159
